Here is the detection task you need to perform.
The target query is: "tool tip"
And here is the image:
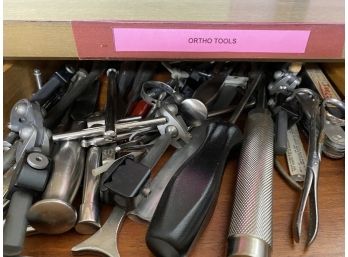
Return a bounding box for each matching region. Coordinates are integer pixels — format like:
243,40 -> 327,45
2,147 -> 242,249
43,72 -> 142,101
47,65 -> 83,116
292,223 -> 301,244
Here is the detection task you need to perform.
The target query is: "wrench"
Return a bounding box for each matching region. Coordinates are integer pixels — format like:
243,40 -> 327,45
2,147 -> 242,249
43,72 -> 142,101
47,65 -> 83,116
72,206 -> 125,257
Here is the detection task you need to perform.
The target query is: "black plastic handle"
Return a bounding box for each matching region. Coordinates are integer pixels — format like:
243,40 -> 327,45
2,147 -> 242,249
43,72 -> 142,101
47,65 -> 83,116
3,190 -> 33,257
31,66 -> 75,105
44,64 -> 105,129
146,121 -> 243,257
274,109 -> 288,155
126,62 -> 158,115
70,79 -> 101,121
117,62 -> 137,118
192,74 -> 227,109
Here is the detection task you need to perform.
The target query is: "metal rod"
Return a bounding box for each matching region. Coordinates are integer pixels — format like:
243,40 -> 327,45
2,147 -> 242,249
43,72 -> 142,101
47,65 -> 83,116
87,116 -> 142,128
33,69 -> 43,90
75,147 -> 102,234
52,117 -> 167,141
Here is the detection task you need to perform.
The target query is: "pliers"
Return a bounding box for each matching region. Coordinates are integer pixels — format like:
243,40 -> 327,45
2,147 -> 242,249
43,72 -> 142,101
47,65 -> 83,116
287,89 -> 345,246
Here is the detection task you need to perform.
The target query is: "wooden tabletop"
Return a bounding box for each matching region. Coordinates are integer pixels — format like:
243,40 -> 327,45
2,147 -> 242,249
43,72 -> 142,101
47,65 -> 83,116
22,149 -> 344,257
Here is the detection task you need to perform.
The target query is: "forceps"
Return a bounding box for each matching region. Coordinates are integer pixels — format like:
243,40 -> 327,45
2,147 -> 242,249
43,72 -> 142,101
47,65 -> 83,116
286,88 -> 345,246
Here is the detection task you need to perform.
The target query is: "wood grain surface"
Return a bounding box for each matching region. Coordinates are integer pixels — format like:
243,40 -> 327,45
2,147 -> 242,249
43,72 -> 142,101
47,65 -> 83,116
321,63 -> 345,97
21,151 -> 344,257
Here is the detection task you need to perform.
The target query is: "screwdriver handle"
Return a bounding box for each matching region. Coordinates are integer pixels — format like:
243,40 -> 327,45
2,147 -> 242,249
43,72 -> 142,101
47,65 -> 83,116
146,121 -> 242,257
227,111 -> 274,257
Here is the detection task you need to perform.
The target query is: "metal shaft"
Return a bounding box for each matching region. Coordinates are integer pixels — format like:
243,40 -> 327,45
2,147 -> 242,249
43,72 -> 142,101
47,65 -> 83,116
33,69 -> 43,90
227,111 -> 274,257
87,116 -> 142,128
52,117 -> 167,141
75,147 -> 102,234
27,141 -> 86,234
105,69 -> 118,138
3,141 -> 18,173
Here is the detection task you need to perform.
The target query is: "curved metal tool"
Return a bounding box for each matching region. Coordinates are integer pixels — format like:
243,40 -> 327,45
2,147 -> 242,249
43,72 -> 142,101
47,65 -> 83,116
287,89 -> 321,246
72,206 -> 125,257
286,89 -> 346,246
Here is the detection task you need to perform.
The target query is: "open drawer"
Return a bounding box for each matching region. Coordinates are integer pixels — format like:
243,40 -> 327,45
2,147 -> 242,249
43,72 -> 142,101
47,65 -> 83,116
3,60 -> 345,257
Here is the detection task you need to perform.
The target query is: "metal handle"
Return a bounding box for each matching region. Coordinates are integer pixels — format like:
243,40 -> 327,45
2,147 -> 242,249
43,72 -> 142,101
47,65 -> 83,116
27,141 -> 86,234
274,110 -> 288,155
75,146 -> 102,234
227,111 -> 274,257
105,69 -> 118,137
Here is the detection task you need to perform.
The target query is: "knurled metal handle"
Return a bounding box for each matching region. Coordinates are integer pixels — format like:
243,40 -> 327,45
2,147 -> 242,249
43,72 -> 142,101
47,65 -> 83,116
228,111 -> 274,257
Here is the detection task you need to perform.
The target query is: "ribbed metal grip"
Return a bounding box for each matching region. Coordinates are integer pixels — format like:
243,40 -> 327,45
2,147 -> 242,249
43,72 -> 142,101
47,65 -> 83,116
227,111 -> 274,257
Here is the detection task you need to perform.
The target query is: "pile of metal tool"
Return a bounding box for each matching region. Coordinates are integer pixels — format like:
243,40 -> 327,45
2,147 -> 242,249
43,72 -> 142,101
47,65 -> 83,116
3,61 -> 345,257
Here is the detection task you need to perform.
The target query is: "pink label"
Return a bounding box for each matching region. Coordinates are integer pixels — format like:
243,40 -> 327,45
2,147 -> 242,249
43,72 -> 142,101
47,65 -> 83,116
113,28 -> 310,53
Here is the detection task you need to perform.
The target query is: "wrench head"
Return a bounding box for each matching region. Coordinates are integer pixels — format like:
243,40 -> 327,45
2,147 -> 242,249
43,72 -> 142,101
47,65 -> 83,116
72,207 -> 125,257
